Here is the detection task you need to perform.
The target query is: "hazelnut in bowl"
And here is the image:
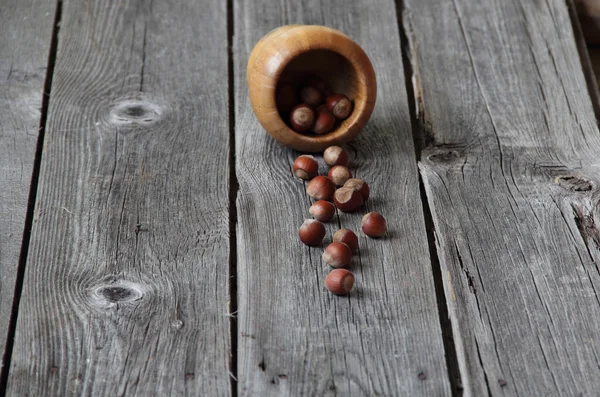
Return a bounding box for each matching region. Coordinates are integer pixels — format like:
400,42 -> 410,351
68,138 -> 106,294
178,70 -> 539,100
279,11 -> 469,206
246,25 -> 377,152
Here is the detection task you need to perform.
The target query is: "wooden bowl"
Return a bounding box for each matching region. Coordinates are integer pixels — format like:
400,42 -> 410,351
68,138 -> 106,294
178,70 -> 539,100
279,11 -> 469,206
247,25 -> 377,152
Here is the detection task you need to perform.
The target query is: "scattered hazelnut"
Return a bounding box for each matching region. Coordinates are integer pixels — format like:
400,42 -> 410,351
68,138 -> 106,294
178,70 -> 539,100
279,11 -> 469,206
299,85 -> 323,107
298,219 -> 326,246
312,109 -> 336,135
309,200 -> 336,222
361,212 -> 387,237
323,146 -> 349,167
333,228 -> 359,251
343,178 -> 370,201
290,104 -> 315,133
325,269 -> 355,295
326,94 -> 353,120
293,155 -> 318,180
333,187 -> 364,212
328,165 -> 352,187
322,242 -> 352,268
276,83 -> 297,113
306,176 -> 336,201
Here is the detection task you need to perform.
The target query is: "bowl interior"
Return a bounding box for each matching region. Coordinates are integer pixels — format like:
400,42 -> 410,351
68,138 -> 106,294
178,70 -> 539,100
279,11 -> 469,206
276,49 -> 362,137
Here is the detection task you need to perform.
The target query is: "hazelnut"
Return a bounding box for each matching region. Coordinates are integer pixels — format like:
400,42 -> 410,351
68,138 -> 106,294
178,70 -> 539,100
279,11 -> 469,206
333,228 -> 358,251
312,109 -> 336,135
309,200 -> 336,222
293,155 -> 318,180
306,176 -> 336,201
306,77 -> 332,95
333,187 -> 363,212
276,83 -> 297,113
299,219 -> 326,246
326,94 -> 353,120
322,242 -> 352,268
323,146 -> 349,167
290,104 -> 315,133
361,212 -> 387,237
328,165 -> 352,187
325,269 -> 355,295
299,85 -> 323,107
343,178 -> 370,201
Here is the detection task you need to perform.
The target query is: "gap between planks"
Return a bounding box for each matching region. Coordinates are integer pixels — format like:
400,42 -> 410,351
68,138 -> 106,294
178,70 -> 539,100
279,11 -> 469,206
0,0 -> 63,394
227,0 -> 240,395
395,0 -> 464,395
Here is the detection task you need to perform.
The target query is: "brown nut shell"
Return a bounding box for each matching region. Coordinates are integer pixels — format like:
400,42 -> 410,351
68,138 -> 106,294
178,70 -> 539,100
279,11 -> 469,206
322,242 -> 352,268
361,212 -> 387,237
290,104 -> 315,133
332,228 -> 359,251
293,155 -> 318,180
326,94 -> 353,120
328,165 -> 352,187
306,176 -> 336,201
334,187 -> 364,212
312,109 -> 336,135
306,78 -> 332,97
299,85 -> 323,108
299,219 -> 326,246
325,269 -> 355,295
309,200 -> 336,222
343,178 -> 370,201
323,146 -> 349,167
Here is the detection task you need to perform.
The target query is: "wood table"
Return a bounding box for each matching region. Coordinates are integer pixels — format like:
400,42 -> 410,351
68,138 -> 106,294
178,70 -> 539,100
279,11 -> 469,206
1,0 -> 599,395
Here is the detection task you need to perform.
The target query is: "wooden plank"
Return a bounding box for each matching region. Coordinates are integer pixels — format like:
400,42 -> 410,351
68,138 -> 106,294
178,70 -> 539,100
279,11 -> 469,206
6,0 -> 232,395
405,0 -> 600,395
234,1 -> 451,395
0,0 -> 56,371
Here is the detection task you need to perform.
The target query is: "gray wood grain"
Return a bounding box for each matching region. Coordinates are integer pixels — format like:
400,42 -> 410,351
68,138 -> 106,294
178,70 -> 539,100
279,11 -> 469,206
6,0 -> 232,395
405,0 -> 600,395
0,0 -> 56,371
234,1 -> 451,395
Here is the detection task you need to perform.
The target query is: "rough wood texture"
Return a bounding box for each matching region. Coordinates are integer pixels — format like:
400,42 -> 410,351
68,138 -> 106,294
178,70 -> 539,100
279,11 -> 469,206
7,0 -> 232,395
405,0 -> 600,395
0,0 -> 56,371
235,1 -> 450,395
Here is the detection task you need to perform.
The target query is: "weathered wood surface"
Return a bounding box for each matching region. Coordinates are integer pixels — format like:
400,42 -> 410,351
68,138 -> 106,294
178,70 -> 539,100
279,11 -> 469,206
234,0 -> 450,395
405,0 -> 600,395
0,0 -> 56,372
6,0 -> 232,395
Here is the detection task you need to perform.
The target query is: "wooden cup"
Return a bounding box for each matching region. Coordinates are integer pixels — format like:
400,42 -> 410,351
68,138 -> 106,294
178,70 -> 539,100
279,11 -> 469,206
247,25 -> 377,152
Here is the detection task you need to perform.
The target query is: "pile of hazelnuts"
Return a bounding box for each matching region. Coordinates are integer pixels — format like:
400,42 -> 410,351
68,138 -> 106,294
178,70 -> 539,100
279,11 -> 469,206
294,146 -> 387,296
277,78 -> 353,134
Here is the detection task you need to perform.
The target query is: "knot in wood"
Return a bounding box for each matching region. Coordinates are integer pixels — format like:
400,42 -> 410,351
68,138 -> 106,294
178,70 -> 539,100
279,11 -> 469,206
426,149 -> 461,163
98,286 -> 135,302
171,319 -> 184,330
91,280 -> 144,306
108,98 -> 163,126
554,175 -> 594,192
